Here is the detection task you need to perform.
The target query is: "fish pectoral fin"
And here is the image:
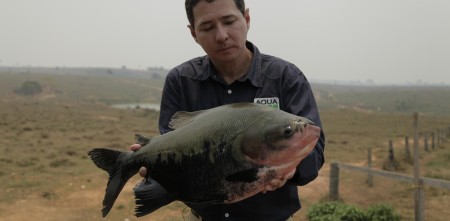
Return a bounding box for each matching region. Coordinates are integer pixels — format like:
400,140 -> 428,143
135,134 -> 151,146
225,168 -> 260,183
134,178 -> 174,217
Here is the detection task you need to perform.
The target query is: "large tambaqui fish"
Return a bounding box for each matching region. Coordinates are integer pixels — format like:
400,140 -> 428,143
88,102 -> 321,217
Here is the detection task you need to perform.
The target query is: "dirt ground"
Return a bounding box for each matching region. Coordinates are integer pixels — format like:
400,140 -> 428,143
1,98 -> 450,221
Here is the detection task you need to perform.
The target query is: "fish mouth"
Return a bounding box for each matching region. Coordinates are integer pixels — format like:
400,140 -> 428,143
296,117 -> 315,127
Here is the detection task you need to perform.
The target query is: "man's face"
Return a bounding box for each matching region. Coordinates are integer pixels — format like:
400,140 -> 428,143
189,0 -> 250,64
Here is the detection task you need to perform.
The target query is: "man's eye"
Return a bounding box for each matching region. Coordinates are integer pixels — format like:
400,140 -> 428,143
224,20 -> 235,25
201,26 -> 213,31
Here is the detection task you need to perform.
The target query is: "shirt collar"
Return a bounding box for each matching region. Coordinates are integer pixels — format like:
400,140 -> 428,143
241,41 -> 262,87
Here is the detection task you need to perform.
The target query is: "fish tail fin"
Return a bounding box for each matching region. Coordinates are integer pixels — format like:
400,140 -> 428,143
88,148 -> 137,217
134,178 -> 174,217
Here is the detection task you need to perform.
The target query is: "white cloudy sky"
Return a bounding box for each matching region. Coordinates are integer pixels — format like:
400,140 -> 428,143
1,0 -> 449,84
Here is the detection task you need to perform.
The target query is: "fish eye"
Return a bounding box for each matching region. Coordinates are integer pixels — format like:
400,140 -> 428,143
282,125 -> 294,137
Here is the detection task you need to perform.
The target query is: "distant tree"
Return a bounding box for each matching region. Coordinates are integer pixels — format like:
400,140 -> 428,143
14,81 -> 42,96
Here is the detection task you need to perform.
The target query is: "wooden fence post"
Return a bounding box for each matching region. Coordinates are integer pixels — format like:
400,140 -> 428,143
329,162 -> 340,201
384,140 -> 399,170
445,127 -> 449,142
424,133 -> 429,152
405,136 -> 412,163
413,113 -> 424,221
367,148 -> 373,187
417,179 -> 425,221
431,132 -> 435,151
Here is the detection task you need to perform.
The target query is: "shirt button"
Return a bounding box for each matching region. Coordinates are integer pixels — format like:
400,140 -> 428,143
224,213 -> 230,218
227,89 -> 232,94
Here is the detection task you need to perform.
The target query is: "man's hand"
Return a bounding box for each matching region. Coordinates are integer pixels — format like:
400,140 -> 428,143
262,168 -> 296,193
130,144 -> 147,178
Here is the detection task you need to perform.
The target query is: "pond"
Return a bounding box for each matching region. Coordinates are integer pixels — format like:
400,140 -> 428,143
111,103 -> 160,111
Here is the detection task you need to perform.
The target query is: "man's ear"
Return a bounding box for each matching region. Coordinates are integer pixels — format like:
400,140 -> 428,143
244,8 -> 250,30
188,25 -> 198,43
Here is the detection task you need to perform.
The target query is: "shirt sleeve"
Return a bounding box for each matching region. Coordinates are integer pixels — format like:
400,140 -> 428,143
282,67 -> 326,186
158,69 -> 182,135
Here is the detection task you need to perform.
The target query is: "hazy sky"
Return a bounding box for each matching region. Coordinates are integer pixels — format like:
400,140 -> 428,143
1,0 -> 449,84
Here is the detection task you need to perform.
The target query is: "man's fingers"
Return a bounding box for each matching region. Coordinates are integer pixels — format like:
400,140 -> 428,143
130,144 -> 142,151
270,179 -> 283,187
283,168 -> 296,180
130,144 -> 147,178
264,185 -> 276,192
138,167 -> 147,178
263,178 -> 288,193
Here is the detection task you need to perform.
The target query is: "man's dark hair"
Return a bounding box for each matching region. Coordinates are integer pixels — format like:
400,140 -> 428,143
185,0 -> 246,27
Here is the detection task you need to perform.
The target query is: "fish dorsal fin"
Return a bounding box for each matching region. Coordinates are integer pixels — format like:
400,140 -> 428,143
135,134 -> 151,146
225,168 -> 260,183
168,110 -> 205,130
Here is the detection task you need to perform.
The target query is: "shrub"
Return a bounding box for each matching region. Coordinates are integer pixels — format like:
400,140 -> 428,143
366,204 -> 401,221
14,81 -> 42,95
307,202 -> 339,221
307,202 -> 401,221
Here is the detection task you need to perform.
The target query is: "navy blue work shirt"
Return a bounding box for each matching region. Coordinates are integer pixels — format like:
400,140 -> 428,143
158,41 -> 325,221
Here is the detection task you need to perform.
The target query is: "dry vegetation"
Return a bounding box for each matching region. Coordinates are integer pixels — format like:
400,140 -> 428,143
1,72 -> 449,221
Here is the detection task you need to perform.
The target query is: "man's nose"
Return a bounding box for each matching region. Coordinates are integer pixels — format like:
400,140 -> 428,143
216,25 -> 229,42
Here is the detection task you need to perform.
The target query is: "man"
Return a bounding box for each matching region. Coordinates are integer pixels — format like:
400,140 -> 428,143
131,0 -> 325,220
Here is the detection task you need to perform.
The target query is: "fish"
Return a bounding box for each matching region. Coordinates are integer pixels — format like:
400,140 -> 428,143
88,102 -> 321,217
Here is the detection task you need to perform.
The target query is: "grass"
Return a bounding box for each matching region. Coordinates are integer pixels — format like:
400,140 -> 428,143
0,72 -> 450,220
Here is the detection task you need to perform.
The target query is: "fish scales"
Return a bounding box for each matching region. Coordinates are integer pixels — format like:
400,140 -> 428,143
88,102 -> 321,217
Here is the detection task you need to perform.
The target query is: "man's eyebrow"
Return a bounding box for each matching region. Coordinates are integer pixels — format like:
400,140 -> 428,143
221,15 -> 236,20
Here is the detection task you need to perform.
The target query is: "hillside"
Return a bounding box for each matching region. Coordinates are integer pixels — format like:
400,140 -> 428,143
2,68 -> 450,116
0,66 -> 168,79
0,72 -> 164,104
312,83 -> 450,116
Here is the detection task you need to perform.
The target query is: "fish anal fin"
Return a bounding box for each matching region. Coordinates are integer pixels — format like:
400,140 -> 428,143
225,168 -> 260,183
134,178 -> 174,217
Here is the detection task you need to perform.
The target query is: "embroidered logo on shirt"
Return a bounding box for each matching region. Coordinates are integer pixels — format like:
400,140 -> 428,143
254,97 -> 280,109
